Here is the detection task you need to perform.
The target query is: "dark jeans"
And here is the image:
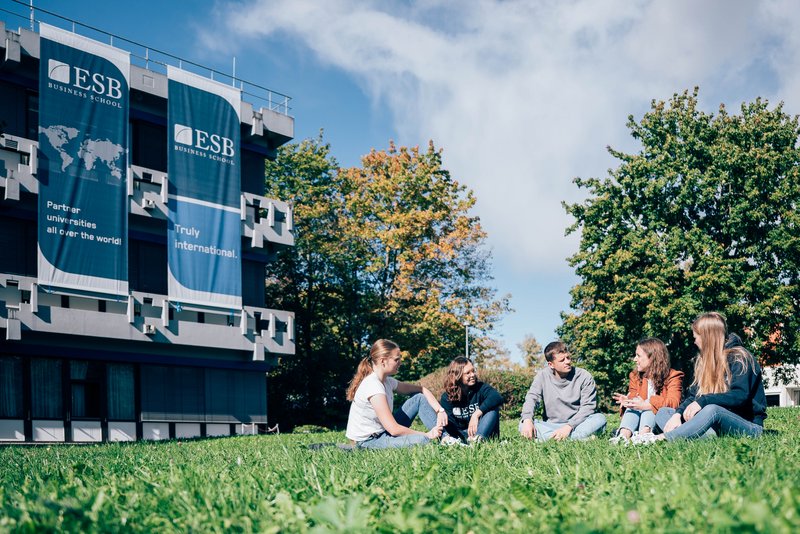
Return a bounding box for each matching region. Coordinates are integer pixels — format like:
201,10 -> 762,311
444,409 -> 501,441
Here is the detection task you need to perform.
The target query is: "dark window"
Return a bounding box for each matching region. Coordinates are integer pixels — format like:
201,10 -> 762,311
70,360 -> 103,419
30,358 -> 62,419
26,91 -> 39,141
241,149 -> 265,195
107,364 -> 135,421
132,120 -> 167,171
766,394 -> 780,407
0,356 -> 23,418
205,368 -> 236,423
129,240 -> 168,294
140,365 -> 204,421
0,216 -> 37,276
242,260 -> 266,307
0,81 -> 28,138
205,369 -> 266,423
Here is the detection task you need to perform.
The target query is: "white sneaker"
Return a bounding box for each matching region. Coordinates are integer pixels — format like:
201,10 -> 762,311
441,435 -> 467,446
467,435 -> 483,444
631,432 -> 660,445
608,434 -> 630,445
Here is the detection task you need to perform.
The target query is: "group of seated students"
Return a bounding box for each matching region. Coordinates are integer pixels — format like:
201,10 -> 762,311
344,312 -> 768,449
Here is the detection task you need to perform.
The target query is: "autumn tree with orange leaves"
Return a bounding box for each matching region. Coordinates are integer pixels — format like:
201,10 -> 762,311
263,135 -> 509,428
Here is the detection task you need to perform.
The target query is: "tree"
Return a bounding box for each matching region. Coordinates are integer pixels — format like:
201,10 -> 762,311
262,136 -> 510,428
560,89 -> 800,406
261,135 -> 359,428
518,334 -> 544,368
339,141 -> 510,379
472,337 -> 523,371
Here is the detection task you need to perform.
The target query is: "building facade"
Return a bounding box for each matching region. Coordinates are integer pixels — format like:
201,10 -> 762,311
763,366 -> 800,408
0,14 -> 295,442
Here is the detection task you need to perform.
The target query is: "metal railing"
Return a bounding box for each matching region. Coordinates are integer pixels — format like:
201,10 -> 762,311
1,0 -> 292,116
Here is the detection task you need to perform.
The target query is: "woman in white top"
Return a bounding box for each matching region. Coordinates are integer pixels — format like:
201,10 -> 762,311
345,339 -> 446,449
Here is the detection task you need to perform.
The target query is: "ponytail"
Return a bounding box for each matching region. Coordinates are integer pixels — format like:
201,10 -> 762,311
345,339 -> 400,401
346,357 -> 373,401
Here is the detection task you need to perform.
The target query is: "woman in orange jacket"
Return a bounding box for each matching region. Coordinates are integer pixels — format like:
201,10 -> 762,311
610,337 -> 684,443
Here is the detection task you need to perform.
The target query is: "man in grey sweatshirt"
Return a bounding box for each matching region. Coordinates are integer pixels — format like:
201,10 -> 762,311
519,341 -> 607,441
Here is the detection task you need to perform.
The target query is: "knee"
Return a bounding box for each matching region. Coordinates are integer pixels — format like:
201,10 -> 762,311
700,404 -> 723,417
408,393 -> 428,408
593,413 -> 607,427
656,407 -> 672,417
482,409 -> 500,422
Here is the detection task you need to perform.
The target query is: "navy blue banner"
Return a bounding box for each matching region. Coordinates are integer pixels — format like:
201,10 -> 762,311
37,24 -> 129,295
167,67 -> 241,308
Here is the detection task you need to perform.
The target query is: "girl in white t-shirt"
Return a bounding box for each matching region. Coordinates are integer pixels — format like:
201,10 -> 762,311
345,339 -> 446,449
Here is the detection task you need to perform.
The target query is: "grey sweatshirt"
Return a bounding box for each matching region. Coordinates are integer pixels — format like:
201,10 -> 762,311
520,367 -> 598,428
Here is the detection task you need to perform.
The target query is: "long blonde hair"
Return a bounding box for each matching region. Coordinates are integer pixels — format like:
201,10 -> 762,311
691,312 -> 753,395
345,339 -> 399,401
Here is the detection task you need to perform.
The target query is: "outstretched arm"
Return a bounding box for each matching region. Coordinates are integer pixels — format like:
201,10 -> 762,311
520,375 -> 543,439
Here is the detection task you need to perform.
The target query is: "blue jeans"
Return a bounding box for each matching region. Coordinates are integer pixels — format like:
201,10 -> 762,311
620,409 -> 656,433
357,393 -> 437,449
656,405 -> 762,441
654,407 -> 676,433
444,409 -> 501,441
518,413 -> 607,441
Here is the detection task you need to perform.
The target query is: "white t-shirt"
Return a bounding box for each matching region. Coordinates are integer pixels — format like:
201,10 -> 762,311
646,379 -> 656,400
345,373 -> 398,442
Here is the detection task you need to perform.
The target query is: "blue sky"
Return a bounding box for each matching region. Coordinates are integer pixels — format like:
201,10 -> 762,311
8,0 -> 800,362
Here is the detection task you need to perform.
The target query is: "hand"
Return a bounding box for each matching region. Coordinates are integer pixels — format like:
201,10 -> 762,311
612,392 -> 629,405
551,424 -> 573,441
427,425 -> 442,440
624,397 -> 651,411
683,401 -> 702,421
468,411 -> 481,438
664,413 -> 683,433
521,419 -> 536,440
436,409 -> 448,427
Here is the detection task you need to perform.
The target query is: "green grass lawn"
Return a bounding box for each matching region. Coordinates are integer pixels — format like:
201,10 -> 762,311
2,407 -> 799,533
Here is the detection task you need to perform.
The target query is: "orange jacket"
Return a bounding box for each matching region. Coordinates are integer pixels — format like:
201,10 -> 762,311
623,368 -> 684,413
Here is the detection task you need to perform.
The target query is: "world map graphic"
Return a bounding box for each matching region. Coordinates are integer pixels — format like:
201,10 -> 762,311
39,125 -> 125,180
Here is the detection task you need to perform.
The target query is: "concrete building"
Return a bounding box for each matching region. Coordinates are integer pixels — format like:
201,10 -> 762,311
0,11 -> 295,442
763,366 -> 800,408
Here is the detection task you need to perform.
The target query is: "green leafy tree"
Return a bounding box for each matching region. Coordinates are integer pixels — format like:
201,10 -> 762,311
261,135 -> 359,427
518,334 -> 544,368
560,89 -> 800,406
263,136 -> 509,428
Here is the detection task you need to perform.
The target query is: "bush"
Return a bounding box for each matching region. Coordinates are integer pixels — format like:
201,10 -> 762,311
417,366 -> 536,419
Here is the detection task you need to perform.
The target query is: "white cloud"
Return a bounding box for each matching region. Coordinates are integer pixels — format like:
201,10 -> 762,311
204,0 -> 800,278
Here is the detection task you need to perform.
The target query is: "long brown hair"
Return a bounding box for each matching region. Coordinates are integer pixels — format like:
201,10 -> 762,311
345,339 -> 399,401
636,337 -> 671,394
691,312 -> 754,395
444,356 -> 473,402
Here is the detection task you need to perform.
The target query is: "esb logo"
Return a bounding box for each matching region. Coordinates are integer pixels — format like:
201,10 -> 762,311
174,124 -> 235,157
48,59 -> 123,99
